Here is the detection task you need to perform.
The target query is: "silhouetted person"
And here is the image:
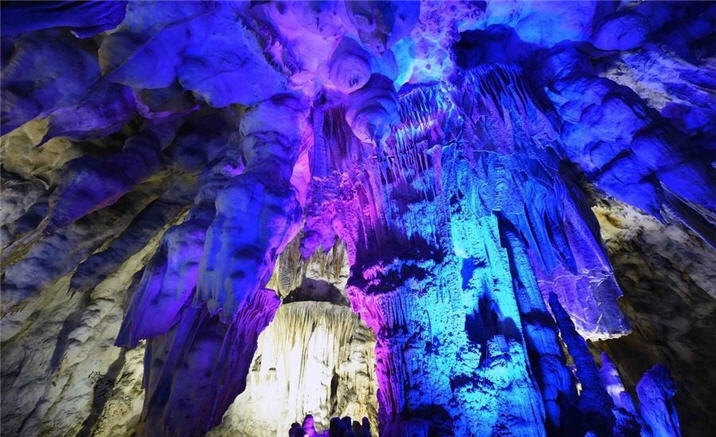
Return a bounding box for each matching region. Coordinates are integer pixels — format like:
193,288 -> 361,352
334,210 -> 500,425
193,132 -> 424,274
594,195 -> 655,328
360,417 -> 372,437
289,422 -> 303,437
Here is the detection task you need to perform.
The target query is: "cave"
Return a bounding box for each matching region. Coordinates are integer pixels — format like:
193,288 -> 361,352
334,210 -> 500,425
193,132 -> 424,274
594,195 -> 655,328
1,2 -> 715,436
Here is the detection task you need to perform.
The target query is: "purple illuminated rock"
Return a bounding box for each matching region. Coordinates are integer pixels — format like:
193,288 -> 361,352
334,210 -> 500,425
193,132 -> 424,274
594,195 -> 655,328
1,32 -> 99,133
345,74 -> 399,144
116,210 -> 210,347
2,184 -> 162,312
45,127 -> 167,233
0,1 -> 127,38
197,171 -> 302,319
329,37 -> 373,94
136,289 -> 280,437
99,2 -> 285,107
98,2 -> 216,89
345,1 -> 419,53
117,123 -> 244,345
197,96 -> 308,321
43,82 -> 136,141
1,29 -> 136,138
70,186 -> 193,295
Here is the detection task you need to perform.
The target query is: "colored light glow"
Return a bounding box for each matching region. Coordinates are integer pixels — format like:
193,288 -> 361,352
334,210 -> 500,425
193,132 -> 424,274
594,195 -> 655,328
2,1 -> 707,436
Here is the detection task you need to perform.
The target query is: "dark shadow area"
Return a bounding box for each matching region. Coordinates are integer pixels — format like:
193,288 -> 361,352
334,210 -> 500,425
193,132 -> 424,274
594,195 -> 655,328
465,295 -> 524,367
49,303 -> 88,371
283,278 -> 349,306
291,414 -> 372,437
453,25 -> 534,68
410,404 -> 454,437
76,350 -> 126,437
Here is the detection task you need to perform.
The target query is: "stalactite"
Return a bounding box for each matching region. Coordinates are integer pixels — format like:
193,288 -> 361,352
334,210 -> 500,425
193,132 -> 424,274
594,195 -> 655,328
498,215 -> 578,434
137,288 -> 280,437
3,2 -> 713,436
599,353 -> 642,436
636,365 -> 682,437
549,293 -> 616,436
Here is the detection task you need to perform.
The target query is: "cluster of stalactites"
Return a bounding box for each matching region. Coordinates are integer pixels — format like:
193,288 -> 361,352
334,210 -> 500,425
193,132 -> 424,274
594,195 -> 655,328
326,64 -> 628,338
117,94 -> 310,348
114,95 -> 312,436
333,63 -> 682,436
2,2 -> 708,436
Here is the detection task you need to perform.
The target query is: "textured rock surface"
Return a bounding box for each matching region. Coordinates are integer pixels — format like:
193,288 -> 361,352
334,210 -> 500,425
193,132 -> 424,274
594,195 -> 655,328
0,224 -> 163,437
591,198 -> 716,437
208,301 -> 377,437
2,1 -> 715,436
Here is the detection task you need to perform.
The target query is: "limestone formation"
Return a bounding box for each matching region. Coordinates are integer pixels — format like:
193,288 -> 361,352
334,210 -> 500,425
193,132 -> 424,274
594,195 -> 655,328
2,2 -> 714,436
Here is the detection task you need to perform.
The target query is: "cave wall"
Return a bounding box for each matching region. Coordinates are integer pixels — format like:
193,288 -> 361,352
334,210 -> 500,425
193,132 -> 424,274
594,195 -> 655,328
1,2 -> 715,437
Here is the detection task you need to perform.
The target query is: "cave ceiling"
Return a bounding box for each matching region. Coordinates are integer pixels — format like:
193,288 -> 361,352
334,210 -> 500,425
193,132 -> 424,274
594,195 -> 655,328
1,2 -> 715,437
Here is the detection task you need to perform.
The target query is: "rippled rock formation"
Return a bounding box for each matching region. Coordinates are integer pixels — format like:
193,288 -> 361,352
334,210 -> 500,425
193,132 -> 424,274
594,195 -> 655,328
1,2 -> 714,436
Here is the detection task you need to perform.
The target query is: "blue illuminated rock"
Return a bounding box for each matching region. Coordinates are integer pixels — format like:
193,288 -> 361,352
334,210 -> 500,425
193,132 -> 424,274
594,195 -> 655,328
2,2 -> 713,436
637,365 -> 682,437
0,1 -> 127,38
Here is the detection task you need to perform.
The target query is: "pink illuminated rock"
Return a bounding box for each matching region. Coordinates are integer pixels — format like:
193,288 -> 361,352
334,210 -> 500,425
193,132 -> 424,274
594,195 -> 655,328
329,37 -> 373,94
